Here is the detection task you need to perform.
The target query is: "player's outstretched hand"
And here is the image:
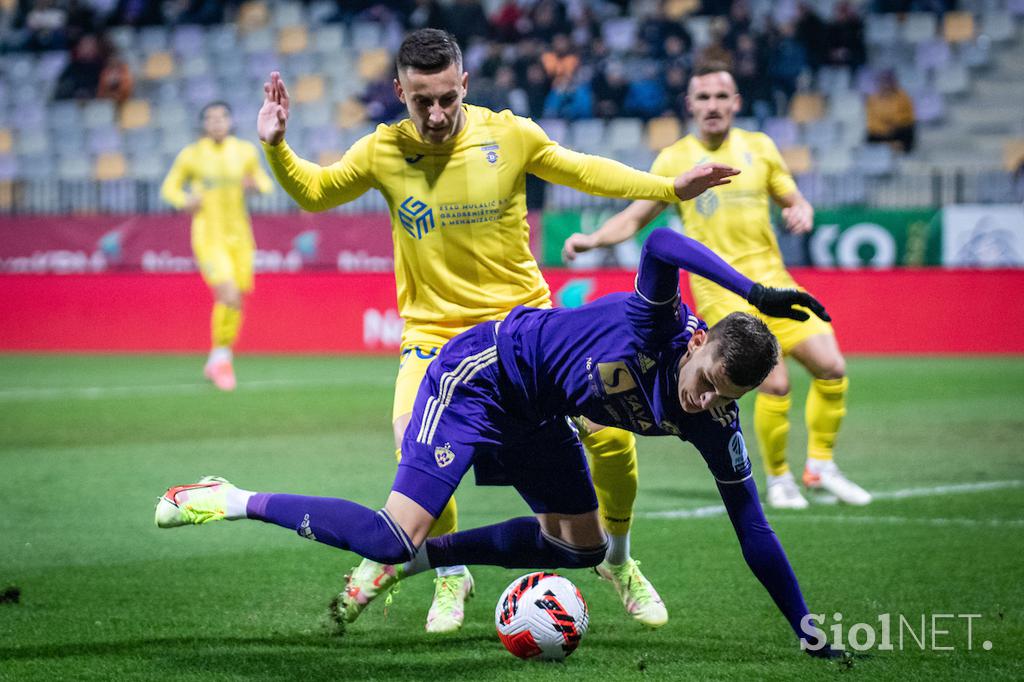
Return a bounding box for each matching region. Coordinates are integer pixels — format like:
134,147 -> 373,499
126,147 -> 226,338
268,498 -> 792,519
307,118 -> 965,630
673,162 -> 740,201
782,202 -> 814,234
258,71 -> 290,146
746,283 -> 831,322
561,232 -> 597,263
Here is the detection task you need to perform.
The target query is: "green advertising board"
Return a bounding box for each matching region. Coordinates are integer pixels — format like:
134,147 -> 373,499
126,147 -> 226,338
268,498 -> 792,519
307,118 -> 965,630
541,209 -> 676,266
809,209 -> 942,267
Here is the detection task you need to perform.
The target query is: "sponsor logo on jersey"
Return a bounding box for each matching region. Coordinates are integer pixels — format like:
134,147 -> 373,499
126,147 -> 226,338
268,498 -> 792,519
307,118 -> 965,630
728,432 -> 749,471
636,352 -> 656,373
598,362 -> 637,395
710,403 -> 738,428
659,420 -> 681,435
435,442 -> 456,468
398,196 -> 436,239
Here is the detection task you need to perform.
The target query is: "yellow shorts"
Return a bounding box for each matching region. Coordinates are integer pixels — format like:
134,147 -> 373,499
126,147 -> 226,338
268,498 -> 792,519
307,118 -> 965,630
393,344 -> 445,422
695,269 -> 833,355
193,239 -> 254,292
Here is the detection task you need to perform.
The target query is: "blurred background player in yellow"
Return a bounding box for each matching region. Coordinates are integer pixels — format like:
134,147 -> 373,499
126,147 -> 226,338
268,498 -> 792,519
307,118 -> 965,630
160,102 -> 273,391
562,65 -> 871,510
258,29 -> 737,633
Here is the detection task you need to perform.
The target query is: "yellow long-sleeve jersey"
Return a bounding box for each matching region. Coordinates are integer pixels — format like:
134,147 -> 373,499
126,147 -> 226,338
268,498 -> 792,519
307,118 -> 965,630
160,136 -> 274,246
264,104 -> 680,347
650,128 -> 797,305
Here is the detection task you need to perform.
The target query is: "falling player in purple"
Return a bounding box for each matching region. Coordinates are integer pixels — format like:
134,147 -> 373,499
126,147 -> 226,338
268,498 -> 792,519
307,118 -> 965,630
156,226 -> 837,656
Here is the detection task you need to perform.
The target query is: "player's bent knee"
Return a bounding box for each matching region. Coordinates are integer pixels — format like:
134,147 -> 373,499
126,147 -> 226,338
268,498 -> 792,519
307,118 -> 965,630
541,531 -> 609,568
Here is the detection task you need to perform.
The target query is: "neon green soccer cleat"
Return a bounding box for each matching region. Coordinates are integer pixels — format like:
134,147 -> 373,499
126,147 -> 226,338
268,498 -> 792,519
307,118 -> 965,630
155,476 -> 234,528
330,558 -> 402,627
425,570 -> 474,633
596,558 -> 669,628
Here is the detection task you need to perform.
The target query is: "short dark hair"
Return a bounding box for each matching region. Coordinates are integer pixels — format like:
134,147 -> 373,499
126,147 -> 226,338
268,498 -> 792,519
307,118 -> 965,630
200,101 -> 231,119
707,312 -> 779,388
396,28 -> 463,74
691,61 -> 734,80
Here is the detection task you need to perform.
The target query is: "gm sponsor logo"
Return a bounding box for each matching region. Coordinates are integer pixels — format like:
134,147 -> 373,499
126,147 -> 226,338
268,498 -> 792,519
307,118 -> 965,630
399,196 -> 436,240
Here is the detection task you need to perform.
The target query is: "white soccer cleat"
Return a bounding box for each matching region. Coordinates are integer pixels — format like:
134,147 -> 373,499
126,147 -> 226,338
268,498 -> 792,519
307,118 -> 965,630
766,472 -> 810,510
803,461 -> 872,506
425,570 -> 475,633
155,475 -> 235,528
596,558 -> 668,628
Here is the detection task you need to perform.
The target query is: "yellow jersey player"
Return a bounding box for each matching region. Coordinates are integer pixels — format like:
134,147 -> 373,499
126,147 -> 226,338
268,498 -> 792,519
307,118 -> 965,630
160,102 -> 274,391
563,65 -> 871,510
257,29 -> 737,632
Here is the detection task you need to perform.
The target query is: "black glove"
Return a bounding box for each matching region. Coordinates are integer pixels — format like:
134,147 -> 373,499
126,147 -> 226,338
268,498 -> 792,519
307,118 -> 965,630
746,283 -> 831,322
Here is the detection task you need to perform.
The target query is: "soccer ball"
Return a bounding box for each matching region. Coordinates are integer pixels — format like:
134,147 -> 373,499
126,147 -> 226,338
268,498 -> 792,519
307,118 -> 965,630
495,572 -> 589,661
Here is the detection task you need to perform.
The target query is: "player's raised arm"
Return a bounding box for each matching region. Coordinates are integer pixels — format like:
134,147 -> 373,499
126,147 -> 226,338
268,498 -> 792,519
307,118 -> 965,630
258,72 -> 375,212
636,228 -> 830,322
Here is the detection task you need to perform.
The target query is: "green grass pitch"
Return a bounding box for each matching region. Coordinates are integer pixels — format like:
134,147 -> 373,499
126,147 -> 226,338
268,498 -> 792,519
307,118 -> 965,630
1,354 -> 1022,681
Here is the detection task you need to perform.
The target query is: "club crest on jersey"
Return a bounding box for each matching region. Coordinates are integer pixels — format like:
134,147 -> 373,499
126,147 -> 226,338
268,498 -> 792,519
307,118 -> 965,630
598,361 -> 637,395
481,143 -> 500,164
398,196 -> 436,239
696,189 -> 719,217
434,442 -> 456,468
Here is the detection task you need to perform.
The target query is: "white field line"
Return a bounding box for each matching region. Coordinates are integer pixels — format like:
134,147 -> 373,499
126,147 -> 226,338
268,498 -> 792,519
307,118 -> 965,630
0,377 -> 391,401
637,480 -> 1024,522
790,514 -> 1024,528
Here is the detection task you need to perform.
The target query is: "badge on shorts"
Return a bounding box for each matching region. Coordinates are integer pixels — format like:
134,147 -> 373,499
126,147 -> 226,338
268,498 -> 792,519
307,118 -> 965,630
434,442 -> 456,468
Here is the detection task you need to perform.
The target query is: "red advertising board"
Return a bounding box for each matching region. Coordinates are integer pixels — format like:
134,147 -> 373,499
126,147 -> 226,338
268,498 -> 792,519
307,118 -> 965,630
1,269 -> 1022,354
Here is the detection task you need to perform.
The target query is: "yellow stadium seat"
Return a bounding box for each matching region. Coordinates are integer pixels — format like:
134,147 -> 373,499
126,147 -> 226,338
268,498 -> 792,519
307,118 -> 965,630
336,98 -> 367,129
293,74 -> 325,103
789,93 -> 825,124
143,52 -> 175,80
664,0 -> 699,19
0,181 -> 13,210
0,128 -> 11,154
646,116 -> 682,151
943,12 -> 975,43
119,99 -> 152,129
237,0 -> 269,32
780,145 -> 813,174
1003,138 -> 1024,172
318,150 -> 344,166
94,152 -> 127,181
358,48 -> 392,82
278,26 -> 309,54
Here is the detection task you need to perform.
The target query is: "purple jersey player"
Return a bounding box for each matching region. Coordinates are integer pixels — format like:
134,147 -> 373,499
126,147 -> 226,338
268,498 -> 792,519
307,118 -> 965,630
156,227 -> 837,656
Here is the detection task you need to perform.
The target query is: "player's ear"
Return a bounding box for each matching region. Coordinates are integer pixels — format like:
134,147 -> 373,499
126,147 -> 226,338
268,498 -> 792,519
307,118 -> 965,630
394,77 -> 405,103
686,328 -> 708,355
461,71 -> 469,96
732,93 -> 742,114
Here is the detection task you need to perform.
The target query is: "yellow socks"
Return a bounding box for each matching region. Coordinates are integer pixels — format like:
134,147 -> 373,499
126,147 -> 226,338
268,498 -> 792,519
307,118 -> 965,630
582,427 -> 638,537
754,392 -> 792,477
212,302 -> 242,349
806,377 -> 849,463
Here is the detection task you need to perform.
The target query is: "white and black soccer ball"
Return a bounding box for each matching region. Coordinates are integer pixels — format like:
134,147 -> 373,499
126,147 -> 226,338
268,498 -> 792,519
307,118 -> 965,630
495,572 -> 589,661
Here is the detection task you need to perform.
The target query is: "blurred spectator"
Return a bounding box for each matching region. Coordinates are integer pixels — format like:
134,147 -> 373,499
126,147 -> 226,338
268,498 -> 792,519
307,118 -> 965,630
442,0 -> 490,51
698,0 -> 732,15
97,52 -> 134,105
733,32 -> 771,117
522,61 -> 551,118
405,0 -> 445,30
638,0 -> 693,58
363,75 -> 407,124
490,1 -> 524,43
592,60 -> 630,118
542,70 -> 592,120
55,33 -> 108,100
661,62 -> 688,119
695,16 -> 734,71
794,2 -> 827,72
766,22 -> 807,107
724,0 -> 753,50
469,65 -> 518,113
167,0 -> 226,26
866,69 -> 916,152
825,1 -> 866,69
19,0 -> 69,52
541,33 -> 579,88
529,0 -> 570,42
623,63 -> 667,120
109,0 -> 164,26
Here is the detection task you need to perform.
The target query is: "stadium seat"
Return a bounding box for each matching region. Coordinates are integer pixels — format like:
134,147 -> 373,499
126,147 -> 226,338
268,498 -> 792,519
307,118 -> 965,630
816,147 -> 852,173
242,28 -> 275,53
569,119 -> 606,153
278,26 -> 309,54
138,26 -> 169,54
943,12 -> 976,43
58,155 -> 92,181
88,126 -> 123,154
866,14 -> 899,46
663,0 -> 699,19
108,26 -> 135,53
601,18 -> 637,52
686,15 -> 712,48
154,103 -> 189,131
351,22 -> 384,51
130,155 -> 167,181
294,101 -> 331,129
207,25 -> 240,56
82,101 -> 116,129
854,144 -> 895,176
94,152 -> 127,181
981,12 -> 1016,42
913,90 -> 945,124
781,145 -> 813,174
1003,138 -> 1024,172
605,118 -> 644,153
763,117 -> 800,148
184,76 -> 221,109
272,2 -> 306,28
0,178 -> 14,208
915,39 -> 952,72
0,128 -> 10,154
237,1 -> 270,33
180,55 -> 211,78
246,51 -> 281,80
804,119 -> 841,151
537,118 -> 569,145
335,98 -> 368,129
313,25 -> 346,54
357,49 -> 392,82
171,25 -> 205,56
646,116 -> 682,151
959,39 -> 992,69
142,51 -> 176,80
901,13 -> 938,43
935,63 -> 970,96
36,51 -> 68,82
15,129 -> 49,156
789,93 -> 825,124
293,74 -> 325,103
817,66 -> 852,97
160,129 -> 195,156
